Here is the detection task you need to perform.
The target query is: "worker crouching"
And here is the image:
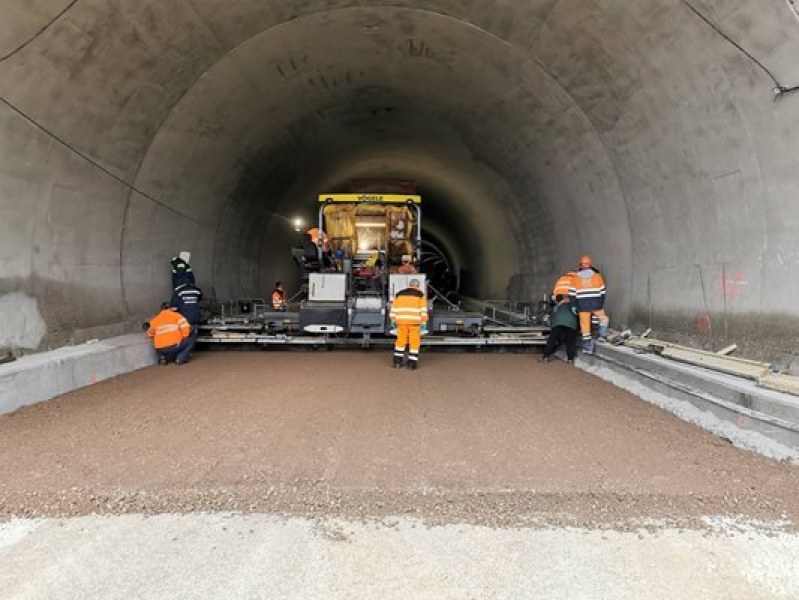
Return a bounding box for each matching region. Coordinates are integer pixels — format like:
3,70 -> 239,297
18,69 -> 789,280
541,295 -> 578,363
389,279 -> 429,370
147,303 -> 194,365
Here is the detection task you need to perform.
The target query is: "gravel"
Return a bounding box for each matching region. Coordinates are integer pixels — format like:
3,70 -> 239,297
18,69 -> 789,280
1,352 -> 797,531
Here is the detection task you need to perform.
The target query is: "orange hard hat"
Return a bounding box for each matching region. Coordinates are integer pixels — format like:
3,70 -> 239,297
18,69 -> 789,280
578,254 -> 593,268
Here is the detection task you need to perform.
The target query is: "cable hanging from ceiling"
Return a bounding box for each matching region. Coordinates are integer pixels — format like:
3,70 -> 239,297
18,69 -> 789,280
681,0 -> 799,100
0,0 -> 80,63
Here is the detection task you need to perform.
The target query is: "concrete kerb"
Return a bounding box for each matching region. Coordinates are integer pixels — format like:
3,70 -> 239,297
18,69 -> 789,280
575,344 -> 799,464
0,334 -> 155,415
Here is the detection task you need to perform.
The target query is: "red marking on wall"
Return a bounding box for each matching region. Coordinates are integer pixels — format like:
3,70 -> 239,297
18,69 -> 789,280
695,313 -> 712,335
721,271 -> 748,298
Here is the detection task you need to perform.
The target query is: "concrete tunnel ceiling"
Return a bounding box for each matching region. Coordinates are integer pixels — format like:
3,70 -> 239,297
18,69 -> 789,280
1,0 -> 799,359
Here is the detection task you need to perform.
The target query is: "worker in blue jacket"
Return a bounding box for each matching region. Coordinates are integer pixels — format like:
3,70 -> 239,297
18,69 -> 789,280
170,282 -> 202,364
171,282 -> 202,325
541,294 -> 578,363
170,255 -> 195,288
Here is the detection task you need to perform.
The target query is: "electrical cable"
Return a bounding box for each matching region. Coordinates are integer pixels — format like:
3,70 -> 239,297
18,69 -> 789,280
681,0 -> 799,99
0,95 -> 207,226
0,1 -> 206,225
0,0 -> 80,63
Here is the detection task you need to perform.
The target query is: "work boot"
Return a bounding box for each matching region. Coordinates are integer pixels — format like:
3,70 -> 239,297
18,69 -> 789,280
407,360 -> 418,371
540,355 -> 551,364
598,323 -> 608,342
393,355 -> 404,369
582,339 -> 595,355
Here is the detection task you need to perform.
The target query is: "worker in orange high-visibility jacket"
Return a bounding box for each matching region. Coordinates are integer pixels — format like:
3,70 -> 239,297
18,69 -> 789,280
573,255 -> 609,355
551,270 -> 577,303
389,278 -> 429,370
307,227 -> 332,268
146,303 -> 194,365
271,281 -> 287,311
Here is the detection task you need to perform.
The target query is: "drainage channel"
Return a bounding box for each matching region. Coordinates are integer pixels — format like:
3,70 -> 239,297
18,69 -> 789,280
577,343 -> 799,463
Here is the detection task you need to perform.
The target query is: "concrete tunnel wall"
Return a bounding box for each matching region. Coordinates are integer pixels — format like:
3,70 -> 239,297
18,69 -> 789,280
1,0 -> 799,362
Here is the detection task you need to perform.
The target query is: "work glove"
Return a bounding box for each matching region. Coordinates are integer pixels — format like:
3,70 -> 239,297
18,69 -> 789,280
420,322 -> 429,336
390,321 -> 397,336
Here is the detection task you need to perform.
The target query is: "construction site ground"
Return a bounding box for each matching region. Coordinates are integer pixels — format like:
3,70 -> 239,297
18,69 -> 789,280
2,352 -> 799,599
1,351 -> 798,527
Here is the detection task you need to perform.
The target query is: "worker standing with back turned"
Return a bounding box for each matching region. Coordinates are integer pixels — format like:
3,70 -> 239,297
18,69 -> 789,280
389,278 -> 428,370
170,280 -> 202,365
573,255 -> 609,355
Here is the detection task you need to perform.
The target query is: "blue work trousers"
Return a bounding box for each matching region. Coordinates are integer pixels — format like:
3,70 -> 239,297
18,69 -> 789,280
156,328 -> 197,363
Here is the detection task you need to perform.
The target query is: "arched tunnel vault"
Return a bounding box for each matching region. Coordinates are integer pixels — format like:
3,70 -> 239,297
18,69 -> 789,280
1,1 -> 799,360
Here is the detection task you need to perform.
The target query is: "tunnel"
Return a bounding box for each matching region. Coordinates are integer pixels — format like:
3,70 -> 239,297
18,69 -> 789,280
1,0 -> 799,362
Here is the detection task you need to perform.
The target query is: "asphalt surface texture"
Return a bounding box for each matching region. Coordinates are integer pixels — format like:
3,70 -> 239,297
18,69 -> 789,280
1,351 -> 798,530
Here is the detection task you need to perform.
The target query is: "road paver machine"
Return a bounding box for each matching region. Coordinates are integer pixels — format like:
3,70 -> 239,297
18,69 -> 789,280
198,192 -> 549,349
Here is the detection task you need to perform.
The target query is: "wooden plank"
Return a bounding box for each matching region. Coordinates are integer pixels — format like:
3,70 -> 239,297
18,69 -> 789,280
757,373 -> 799,397
623,337 -> 672,352
660,347 -> 769,380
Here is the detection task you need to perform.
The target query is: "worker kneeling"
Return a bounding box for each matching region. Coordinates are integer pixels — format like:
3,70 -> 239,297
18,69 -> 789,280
390,279 -> 429,370
573,255 -> 609,355
147,303 -> 194,365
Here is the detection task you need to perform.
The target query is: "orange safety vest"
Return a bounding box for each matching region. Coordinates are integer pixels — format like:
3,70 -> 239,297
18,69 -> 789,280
307,228 -> 330,251
390,288 -> 429,325
397,262 -> 418,275
271,289 -> 285,310
573,268 -> 606,311
147,310 -> 191,349
552,271 -> 576,299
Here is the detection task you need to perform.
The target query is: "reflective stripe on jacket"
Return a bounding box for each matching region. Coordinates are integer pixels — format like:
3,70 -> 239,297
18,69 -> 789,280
390,288 -> 428,325
147,310 -> 191,349
552,272 -> 576,299
573,268 -> 606,312
170,257 -> 195,287
171,284 -> 203,324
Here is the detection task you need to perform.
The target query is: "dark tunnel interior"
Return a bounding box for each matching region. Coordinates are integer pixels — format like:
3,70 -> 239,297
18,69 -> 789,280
1,1 -> 799,361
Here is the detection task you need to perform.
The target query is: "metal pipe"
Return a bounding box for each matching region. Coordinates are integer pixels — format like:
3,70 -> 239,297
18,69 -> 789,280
414,202 -> 422,264
317,202 -> 326,263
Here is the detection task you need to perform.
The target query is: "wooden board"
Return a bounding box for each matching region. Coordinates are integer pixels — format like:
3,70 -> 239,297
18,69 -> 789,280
758,373 -> 799,397
660,347 -> 769,380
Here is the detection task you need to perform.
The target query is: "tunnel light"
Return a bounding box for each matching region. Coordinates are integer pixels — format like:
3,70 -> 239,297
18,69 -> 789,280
292,217 -> 305,232
359,241 -> 371,251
